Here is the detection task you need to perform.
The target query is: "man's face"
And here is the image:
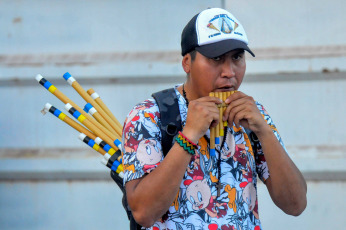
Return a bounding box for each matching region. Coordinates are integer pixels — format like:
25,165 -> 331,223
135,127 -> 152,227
184,49 -> 246,99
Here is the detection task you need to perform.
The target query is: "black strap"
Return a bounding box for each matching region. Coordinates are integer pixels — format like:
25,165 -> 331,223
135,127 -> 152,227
111,168 -> 141,230
152,88 -> 182,156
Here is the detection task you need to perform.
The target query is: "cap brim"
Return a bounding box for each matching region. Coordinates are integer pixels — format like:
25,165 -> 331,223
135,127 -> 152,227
195,39 -> 255,58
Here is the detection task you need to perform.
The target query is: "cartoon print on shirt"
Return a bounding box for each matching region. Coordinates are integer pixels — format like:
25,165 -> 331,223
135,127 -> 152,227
256,153 -> 269,182
123,100 -> 158,153
169,190 -> 189,222
134,109 -> 160,140
185,179 -> 211,211
233,144 -> 247,168
225,184 -> 237,213
221,133 -> 236,159
137,138 -> 162,173
123,110 -> 142,153
122,88 -> 287,230
205,195 -> 228,219
240,182 -> 256,212
187,154 -> 204,181
228,143 -> 247,182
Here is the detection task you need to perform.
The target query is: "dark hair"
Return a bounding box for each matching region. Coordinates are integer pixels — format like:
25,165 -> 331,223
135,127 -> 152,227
190,50 -> 197,61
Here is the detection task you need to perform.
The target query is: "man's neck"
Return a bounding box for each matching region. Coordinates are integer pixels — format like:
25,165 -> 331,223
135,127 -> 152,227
178,81 -> 201,102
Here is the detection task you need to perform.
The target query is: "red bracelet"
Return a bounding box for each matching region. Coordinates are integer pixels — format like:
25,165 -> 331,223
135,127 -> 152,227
178,131 -> 198,147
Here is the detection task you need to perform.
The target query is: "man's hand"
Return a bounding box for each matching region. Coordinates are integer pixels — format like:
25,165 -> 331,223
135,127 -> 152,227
183,96 -> 222,143
223,91 -> 269,135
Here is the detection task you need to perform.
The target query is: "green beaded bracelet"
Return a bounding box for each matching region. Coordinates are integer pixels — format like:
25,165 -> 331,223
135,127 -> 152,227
175,132 -> 196,155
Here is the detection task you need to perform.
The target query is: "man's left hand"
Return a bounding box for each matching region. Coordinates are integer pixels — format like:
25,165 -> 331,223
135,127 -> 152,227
223,91 -> 269,135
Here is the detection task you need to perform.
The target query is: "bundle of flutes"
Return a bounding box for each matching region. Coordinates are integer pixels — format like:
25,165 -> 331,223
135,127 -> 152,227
209,91 -> 236,156
36,72 -> 124,178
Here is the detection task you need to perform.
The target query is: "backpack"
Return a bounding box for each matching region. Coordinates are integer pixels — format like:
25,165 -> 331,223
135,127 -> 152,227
110,88 -> 259,229
110,88 -> 182,230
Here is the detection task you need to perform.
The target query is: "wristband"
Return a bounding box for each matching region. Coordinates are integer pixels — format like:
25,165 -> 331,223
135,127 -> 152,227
175,132 -> 197,155
178,131 -> 198,147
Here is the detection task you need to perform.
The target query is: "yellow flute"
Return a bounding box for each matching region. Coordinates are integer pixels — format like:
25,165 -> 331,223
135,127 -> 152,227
209,91 -> 236,156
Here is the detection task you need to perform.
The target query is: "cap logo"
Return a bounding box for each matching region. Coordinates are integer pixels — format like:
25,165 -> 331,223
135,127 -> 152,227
206,14 -> 240,39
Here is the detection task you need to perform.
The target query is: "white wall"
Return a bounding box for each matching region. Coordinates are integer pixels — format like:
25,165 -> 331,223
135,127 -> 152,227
0,0 -> 345,229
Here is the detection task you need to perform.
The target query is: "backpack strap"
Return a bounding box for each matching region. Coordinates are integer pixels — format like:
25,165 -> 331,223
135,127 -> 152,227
152,88 -> 182,156
111,167 -> 141,230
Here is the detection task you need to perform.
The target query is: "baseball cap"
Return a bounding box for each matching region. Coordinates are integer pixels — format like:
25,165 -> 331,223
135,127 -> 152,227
181,8 -> 255,58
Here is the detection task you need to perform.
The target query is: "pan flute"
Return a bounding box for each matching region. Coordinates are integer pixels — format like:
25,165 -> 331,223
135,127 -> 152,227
208,91 -> 236,156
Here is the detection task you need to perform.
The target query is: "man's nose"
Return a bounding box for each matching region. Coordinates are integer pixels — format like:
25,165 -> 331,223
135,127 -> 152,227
220,60 -> 236,78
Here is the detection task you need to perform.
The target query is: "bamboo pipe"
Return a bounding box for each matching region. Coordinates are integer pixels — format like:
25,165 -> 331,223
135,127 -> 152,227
78,133 -> 107,155
63,73 -> 122,137
65,103 -> 119,151
35,74 -> 116,142
209,92 -> 216,157
87,88 -> 123,130
42,103 -> 106,156
84,103 -> 118,136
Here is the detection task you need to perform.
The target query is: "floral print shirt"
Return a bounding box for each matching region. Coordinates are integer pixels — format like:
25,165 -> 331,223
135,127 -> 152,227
122,86 -> 286,230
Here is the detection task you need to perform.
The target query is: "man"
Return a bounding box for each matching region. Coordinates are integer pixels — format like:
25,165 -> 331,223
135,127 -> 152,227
122,7 -> 307,230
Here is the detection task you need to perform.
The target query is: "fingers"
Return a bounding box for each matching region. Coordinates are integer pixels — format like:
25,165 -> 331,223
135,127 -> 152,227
223,92 -> 258,128
196,96 -> 223,104
189,100 -> 220,123
233,110 -> 250,128
224,91 -> 249,104
184,98 -> 221,140
226,103 -> 250,128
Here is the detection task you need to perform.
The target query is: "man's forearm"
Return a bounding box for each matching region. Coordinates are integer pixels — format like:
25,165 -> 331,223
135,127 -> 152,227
256,126 -> 307,215
125,143 -> 192,227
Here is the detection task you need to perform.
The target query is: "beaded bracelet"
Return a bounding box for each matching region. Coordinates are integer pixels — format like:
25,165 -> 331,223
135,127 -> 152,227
178,131 -> 198,147
175,131 -> 197,155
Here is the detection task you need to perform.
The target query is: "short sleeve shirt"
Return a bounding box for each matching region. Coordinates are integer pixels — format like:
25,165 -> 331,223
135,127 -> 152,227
122,87 -> 286,230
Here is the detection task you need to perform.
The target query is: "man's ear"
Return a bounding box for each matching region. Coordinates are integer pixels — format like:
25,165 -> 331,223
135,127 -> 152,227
182,54 -> 191,74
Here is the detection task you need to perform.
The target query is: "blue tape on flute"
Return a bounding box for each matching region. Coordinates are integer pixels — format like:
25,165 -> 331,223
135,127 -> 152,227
84,103 -> 93,113
95,137 -> 117,164
65,103 -> 86,123
84,103 -> 97,116
87,139 -> 95,147
79,133 -> 94,148
112,161 -> 122,172
63,72 -> 76,86
95,137 -> 112,153
72,110 -> 81,119
63,72 -> 72,80
85,137 -> 96,148
210,149 -> 216,157
103,144 -> 111,153
111,161 -> 124,178
111,160 -> 123,173
35,74 -> 57,93
108,150 -> 123,165
103,150 -> 123,167
78,133 -> 103,153
43,81 -> 52,90
53,108 -> 61,118
100,154 -> 123,178
44,103 -> 67,121
114,139 -> 122,149
215,137 -> 220,145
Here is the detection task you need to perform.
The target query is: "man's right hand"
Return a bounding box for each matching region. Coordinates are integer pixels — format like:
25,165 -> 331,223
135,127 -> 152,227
182,96 -> 222,143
